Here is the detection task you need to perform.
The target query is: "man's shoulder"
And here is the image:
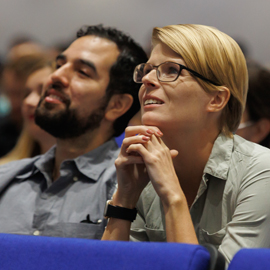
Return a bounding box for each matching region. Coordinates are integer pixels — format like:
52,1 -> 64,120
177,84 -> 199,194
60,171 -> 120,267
0,156 -> 40,171
0,156 -> 41,190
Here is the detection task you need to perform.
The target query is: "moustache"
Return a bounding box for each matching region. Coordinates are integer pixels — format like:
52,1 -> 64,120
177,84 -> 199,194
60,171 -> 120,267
41,83 -> 71,107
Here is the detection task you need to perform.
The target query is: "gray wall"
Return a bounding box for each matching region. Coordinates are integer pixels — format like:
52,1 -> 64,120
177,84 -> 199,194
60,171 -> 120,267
0,0 -> 269,65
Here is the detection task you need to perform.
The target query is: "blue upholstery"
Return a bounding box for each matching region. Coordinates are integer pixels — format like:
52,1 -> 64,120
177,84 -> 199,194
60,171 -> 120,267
0,233 -> 211,270
228,248 -> 270,270
115,132 -> 125,147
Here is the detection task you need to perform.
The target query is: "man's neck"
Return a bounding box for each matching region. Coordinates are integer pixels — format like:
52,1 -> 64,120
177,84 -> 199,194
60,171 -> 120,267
52,127 -> 113,181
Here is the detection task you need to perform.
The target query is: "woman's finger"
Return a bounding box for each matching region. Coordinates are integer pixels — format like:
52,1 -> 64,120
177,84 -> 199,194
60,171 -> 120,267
170,149 -> 179,159
115,155 -> 145,166
125,125 -> 163,138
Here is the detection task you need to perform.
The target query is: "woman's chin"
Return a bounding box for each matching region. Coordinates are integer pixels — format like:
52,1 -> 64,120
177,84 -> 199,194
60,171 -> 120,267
141,116 -> 162,127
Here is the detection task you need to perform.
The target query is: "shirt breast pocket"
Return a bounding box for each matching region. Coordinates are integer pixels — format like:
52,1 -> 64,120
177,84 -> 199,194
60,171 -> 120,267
199,227 -> 226,247
43,222 -> 105,239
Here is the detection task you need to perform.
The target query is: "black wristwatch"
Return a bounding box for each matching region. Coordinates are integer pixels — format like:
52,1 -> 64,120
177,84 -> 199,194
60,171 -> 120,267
104,200 -> 137,222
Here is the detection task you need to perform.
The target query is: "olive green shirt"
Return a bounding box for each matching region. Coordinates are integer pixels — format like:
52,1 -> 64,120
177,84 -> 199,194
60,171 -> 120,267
130,134 -> 270,263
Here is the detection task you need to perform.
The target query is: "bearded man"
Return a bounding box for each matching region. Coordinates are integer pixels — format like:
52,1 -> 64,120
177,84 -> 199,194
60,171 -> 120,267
0,25 -> 147,238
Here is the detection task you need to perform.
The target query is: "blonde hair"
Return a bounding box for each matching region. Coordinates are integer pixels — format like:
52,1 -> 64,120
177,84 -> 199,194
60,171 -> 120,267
152,24 -> 248,136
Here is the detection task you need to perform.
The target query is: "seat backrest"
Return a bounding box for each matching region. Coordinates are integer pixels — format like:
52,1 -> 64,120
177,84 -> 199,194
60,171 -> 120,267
228,248 -> 270,270
0,233 -> 212,270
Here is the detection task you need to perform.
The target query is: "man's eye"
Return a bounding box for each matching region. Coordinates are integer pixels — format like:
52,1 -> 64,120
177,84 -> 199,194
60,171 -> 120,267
55,64 -> 62,69
79,70 -> 90,77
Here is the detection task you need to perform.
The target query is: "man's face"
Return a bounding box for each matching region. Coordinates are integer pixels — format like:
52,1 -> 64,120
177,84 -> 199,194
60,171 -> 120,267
35,35 -> 120,139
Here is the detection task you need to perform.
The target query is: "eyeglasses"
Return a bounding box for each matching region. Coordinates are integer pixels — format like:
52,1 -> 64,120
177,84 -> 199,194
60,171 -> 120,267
133,61 -> 219,86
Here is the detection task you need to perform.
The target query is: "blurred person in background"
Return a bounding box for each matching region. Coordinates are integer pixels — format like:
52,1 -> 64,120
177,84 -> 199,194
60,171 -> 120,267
6,36 -> 44,61
0,54 -> 51,157
236,60 -> 270,148
0,55 -> 56,165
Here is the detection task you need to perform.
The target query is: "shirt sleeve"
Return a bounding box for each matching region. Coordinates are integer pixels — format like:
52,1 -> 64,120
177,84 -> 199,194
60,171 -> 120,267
219,152 -> 270,263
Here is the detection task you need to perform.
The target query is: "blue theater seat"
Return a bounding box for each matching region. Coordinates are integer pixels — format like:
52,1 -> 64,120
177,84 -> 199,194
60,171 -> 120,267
0,233 -> 221,270
228,248 -> 270,270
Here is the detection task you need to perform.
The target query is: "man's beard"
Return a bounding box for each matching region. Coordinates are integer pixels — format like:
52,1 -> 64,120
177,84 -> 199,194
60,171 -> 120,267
35,95 -> 109,139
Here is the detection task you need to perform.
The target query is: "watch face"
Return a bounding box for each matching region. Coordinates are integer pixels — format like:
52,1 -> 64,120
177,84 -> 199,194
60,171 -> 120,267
104,200 -> 112,219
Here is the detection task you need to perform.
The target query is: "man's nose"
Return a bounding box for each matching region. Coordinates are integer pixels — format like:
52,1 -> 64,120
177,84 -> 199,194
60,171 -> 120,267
50,64 -> 70,87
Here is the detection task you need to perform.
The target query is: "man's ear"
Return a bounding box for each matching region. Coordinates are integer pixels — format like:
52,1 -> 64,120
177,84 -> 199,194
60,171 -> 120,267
206,86 -> 230,113
250,118 -> 270,143
105,94 -> 133,122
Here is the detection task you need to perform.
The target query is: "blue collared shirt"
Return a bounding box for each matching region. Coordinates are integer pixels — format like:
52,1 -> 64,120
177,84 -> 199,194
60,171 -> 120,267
0,139 -> 119,239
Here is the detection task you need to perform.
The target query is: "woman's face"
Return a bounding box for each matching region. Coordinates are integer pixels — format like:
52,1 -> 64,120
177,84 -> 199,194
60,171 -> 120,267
138,42 -> 215,133
22,67 -> 53,140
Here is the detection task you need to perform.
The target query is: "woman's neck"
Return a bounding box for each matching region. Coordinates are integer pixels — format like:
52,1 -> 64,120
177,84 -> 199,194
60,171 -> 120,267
162,127 -> 219,204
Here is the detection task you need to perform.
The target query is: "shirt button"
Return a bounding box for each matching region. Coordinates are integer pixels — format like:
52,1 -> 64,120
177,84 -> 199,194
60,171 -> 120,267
73,176 -> 78,181
33,230 -> 40,236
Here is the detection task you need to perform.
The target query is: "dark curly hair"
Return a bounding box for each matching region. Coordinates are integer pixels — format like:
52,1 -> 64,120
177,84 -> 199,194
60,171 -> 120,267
77,25 -> 148,137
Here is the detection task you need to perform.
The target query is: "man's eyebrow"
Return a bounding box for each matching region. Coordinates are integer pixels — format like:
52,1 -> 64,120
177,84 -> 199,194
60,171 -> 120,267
77,59 -> 97,75
56,54 -> 66,62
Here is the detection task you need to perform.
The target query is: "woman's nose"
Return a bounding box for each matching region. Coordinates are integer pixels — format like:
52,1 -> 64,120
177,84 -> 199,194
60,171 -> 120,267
141,69 -> 159,88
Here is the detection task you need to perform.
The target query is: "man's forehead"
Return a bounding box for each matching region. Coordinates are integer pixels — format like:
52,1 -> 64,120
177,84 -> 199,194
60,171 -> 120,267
62,35 -> 120,67
67,35 -> 119,56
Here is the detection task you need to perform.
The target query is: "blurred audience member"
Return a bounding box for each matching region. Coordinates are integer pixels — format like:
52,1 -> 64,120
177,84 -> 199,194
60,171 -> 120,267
236,60 -> 270,148
7,36 -> 44,61
0,56 -> 55,165
0,54 -> 51,157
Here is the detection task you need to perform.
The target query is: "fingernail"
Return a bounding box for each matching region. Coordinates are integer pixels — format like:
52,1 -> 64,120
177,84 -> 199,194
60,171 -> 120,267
157,131 -> 163,136
146,129 -> 154,135
142,136 -> 150,141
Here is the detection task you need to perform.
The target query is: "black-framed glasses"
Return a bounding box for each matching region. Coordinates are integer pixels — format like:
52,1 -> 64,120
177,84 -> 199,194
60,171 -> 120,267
133,61 -> 219,86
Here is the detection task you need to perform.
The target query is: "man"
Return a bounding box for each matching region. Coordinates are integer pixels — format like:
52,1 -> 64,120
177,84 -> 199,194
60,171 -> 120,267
0,25 -> 147,239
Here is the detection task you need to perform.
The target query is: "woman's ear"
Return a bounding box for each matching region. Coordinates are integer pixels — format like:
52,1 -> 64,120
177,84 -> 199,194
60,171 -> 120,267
250,118 -> 270,144
105,94 -> 133,122
207,86 -> 230,113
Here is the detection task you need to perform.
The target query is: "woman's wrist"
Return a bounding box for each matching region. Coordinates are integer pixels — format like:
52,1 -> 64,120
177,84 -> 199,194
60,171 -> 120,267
112,191 -> 138,209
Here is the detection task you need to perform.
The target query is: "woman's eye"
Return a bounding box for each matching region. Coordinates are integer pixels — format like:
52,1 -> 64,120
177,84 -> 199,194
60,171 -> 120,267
144,67 -> 152,75
167,67 -> 178,74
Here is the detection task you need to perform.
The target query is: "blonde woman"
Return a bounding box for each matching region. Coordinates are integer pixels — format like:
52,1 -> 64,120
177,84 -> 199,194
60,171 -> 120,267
0,56 -> 55,164
102,24 -> 270,264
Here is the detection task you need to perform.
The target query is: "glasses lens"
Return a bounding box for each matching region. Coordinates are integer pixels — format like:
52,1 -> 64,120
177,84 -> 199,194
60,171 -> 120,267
158,62 -> 180,82
134,63 -> 153,83
134,64 -> 146,83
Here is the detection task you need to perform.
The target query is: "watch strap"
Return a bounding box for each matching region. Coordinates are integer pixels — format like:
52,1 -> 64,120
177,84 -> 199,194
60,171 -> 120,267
104,200 -> 137,222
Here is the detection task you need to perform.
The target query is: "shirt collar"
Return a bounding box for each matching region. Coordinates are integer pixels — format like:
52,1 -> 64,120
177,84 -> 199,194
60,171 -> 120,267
16,139 -> 119,182
74,138 -> 119,181
203,133 -> 233,181
16,146 -> 56,181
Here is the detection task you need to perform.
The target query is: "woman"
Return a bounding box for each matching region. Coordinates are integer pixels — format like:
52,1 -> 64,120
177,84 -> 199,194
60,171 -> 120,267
236,60 -> 270,147
102,24 -> 270,263
0,55 -> 55,164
